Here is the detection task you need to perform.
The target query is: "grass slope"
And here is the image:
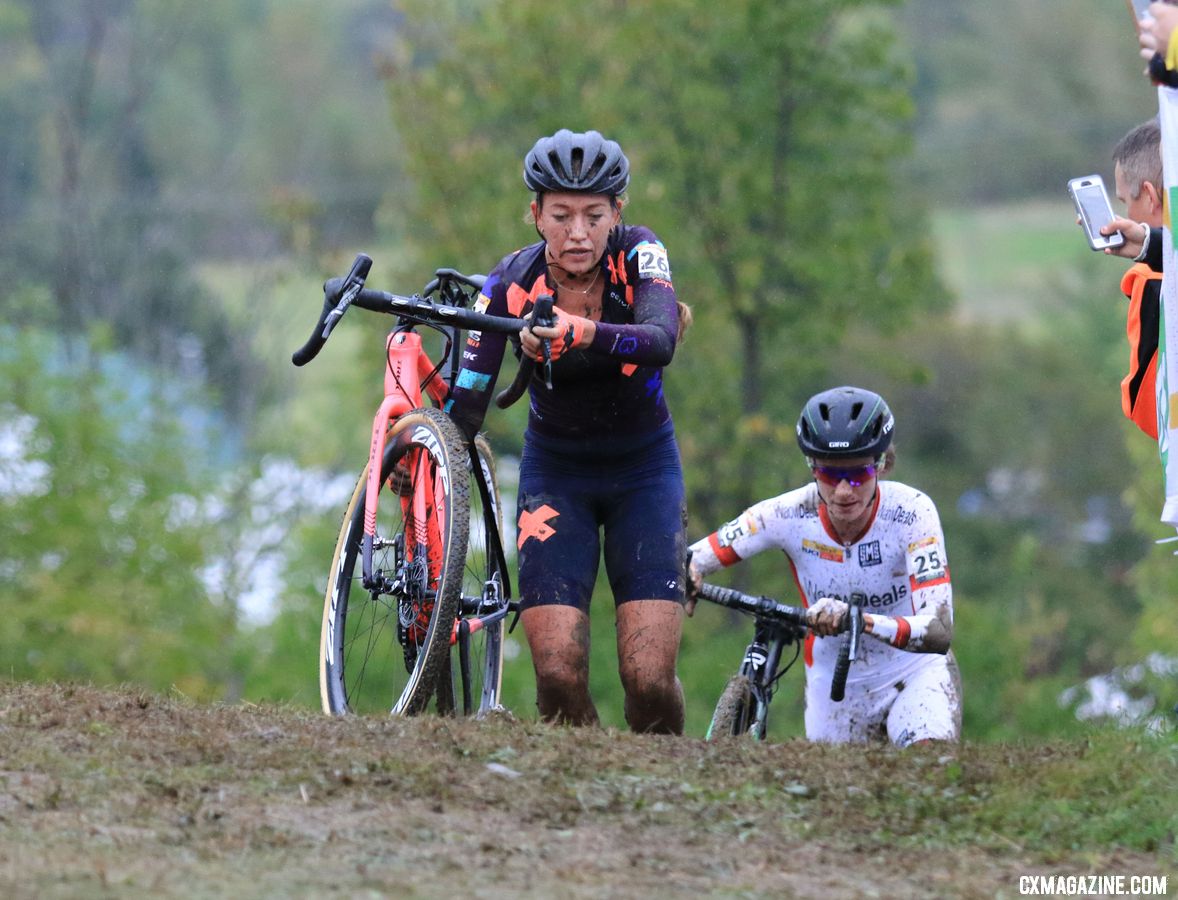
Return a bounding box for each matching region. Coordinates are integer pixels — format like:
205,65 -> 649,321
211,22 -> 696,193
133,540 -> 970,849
0,683 -> 1174,898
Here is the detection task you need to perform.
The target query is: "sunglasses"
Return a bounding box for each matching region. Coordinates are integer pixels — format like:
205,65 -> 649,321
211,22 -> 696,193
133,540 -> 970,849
811,463 -> 878,487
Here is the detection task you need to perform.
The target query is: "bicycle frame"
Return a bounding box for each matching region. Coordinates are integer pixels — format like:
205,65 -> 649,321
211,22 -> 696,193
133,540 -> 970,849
697,582 -> 807,740
361,329 -> 450,590
299,255 -> 535,718
736,621 -> 795,739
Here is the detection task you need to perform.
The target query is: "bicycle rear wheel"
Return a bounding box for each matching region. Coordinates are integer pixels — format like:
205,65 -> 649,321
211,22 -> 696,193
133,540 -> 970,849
435,434 -> 509,718
319,407 -> 471,716
706,674 -> 759,739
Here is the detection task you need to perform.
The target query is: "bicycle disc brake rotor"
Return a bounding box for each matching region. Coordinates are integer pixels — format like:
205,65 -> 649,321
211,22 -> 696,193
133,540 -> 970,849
396,554 -> 435,671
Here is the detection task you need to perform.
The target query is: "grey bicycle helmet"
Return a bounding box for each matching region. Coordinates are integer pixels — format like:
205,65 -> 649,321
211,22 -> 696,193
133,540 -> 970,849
523,129 -> 630,195
796,386 -> 895,460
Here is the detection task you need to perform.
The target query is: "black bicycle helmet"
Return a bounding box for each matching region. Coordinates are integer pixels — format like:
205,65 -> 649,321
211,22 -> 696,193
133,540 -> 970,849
796,386 -> 894,460
523,129 -> 630,195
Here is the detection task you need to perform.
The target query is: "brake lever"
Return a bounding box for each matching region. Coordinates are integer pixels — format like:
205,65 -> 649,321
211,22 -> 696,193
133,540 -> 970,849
322,254 -> 373,339
532,294 -> 555,390
847,591 -> 865,662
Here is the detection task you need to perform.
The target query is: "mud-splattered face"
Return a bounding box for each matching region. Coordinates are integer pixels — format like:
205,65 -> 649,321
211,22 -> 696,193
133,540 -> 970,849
532,192 -> 620,277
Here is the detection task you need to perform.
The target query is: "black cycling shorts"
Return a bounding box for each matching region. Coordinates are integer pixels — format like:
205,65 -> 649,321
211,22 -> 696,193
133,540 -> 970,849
515,422 -> 686,611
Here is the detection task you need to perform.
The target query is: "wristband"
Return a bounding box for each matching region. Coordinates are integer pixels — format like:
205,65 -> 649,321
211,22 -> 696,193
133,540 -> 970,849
868,615 -> 912,648
870,615 -> 898,643
1134,224 -> 1152,263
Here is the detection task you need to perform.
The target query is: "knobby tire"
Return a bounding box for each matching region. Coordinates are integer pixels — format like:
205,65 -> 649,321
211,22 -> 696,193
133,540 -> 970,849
319,408 -> 471,716
435,434 -> 508,718
706,674 -> 758,739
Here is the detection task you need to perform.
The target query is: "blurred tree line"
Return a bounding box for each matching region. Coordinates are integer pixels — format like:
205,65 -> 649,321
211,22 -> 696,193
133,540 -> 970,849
899,0 -> 1157,203
0,0 -> 1173,736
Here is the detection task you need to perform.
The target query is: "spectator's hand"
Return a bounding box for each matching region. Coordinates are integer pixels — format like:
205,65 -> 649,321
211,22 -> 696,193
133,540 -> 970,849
1101,217 -> 1148,259
806,596 -> 849,637
1141,5 -> 1178,62
520,306 -> 593,360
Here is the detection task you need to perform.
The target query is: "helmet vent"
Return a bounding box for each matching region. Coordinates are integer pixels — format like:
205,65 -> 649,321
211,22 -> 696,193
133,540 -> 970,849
796,386 -> 894,461
524,129 -> 630,195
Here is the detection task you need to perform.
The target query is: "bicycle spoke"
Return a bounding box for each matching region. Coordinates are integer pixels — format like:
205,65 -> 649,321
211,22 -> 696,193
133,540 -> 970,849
320,408 -> 471,717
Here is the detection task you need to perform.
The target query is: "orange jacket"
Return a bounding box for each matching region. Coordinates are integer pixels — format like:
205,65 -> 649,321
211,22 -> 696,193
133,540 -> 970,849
1120,262 -> 1162,440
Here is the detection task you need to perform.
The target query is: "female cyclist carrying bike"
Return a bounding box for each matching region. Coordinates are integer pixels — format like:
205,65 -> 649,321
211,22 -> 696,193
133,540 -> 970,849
687,386 -> 961,746
446,129 -> 690,734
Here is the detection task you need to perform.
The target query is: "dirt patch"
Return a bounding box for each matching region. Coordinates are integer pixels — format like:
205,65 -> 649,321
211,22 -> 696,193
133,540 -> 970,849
0,682 -> 1172,898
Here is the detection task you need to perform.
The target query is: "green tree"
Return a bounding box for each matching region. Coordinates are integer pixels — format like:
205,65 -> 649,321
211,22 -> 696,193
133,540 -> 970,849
825,263 -> 1147,737
898,0 -> 1157,203
367,0 -> 954,729
0,328 -> 235,699
0,0 -> 404,424
386,0 -> 946,522
1120,433 -> 1178,720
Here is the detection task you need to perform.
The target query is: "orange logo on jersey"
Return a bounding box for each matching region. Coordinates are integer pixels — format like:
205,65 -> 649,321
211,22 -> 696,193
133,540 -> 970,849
802,539 -> 844,563
607,251 -> 628,286
506,276 -> 553,317
518,504 -> 560,549
907,535 -> 938,553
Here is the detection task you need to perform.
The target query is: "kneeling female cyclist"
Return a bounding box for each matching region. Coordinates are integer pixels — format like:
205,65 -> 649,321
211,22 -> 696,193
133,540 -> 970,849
687,386 -> 961,746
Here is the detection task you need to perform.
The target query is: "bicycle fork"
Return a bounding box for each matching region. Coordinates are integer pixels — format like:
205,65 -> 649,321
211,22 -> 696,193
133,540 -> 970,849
361,330 -> 449,590
744,625 -> 786,739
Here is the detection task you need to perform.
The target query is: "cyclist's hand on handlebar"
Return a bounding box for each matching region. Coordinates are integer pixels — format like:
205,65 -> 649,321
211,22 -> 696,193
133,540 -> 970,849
520,306 -> 593,360
806,596 -> 850,637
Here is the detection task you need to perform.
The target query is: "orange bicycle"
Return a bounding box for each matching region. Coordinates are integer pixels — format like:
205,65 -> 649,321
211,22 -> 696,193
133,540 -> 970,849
293,253 -> 549,717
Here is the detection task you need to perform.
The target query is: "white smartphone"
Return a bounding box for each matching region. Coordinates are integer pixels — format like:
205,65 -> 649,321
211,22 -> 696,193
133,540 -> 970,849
1125,0 -> 1151,21
1068,174 -> 1125,251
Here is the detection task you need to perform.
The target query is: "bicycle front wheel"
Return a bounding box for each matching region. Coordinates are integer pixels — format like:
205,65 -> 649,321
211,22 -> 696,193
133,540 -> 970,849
319,408 -> 471,716
435,434 -> 509,718
706,674 -> 759,739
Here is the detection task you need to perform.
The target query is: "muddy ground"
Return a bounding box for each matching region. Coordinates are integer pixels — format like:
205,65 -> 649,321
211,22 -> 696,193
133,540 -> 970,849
0,682 -> 1173,898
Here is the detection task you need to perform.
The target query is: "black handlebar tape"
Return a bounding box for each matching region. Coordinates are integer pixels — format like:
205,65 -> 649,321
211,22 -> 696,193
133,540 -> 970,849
830,592 -> 866,702
494,294 -> 555,408
493,357 -> 534,409
291,253 -> 372,366
830,639 -> 851,702
698,583 -> 806,625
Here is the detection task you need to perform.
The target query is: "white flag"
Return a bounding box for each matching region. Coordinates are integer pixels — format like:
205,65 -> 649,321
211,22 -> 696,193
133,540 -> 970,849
1156,87 -> 1178,525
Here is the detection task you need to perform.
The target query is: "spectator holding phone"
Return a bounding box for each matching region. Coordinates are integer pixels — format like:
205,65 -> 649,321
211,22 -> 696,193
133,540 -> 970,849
1095,119 -> 1164,438
1139,2 -> 1178,85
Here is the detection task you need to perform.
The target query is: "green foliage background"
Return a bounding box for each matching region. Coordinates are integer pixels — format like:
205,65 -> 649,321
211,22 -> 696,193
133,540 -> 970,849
0,0 -> 1175,739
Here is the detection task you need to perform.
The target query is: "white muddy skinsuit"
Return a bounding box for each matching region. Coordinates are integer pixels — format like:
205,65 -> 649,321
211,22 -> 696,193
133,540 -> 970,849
689,480 -> 961,746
